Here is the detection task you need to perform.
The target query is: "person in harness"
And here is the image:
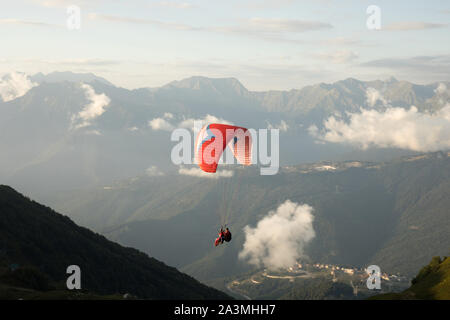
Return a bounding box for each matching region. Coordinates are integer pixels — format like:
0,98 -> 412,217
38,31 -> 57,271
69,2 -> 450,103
214,227 -> 232,246
223,227 -> 232,242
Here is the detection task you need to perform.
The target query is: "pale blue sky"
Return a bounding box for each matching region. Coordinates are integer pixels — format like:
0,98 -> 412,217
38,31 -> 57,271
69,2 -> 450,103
1,0 -> 449,90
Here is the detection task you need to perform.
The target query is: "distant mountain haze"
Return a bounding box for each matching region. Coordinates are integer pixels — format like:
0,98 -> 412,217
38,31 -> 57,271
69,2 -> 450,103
1,72 -> 448,199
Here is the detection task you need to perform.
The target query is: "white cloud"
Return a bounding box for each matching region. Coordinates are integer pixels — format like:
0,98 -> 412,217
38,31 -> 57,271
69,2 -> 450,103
148,117 -> 174,131
72,83 -> 111,129
163,112 -> 174,119
178,166 -> 233,179
434,83 -> 448,95
179,114 -> 233,131
366,87 -> 388,107
146,165 -> 164,176
266,120 -> 289,132
310,104 -> 450,152
239,200 -> 316,270
308,124 -> 319,136
148,113 -> 232,132
0,72 -> 37,102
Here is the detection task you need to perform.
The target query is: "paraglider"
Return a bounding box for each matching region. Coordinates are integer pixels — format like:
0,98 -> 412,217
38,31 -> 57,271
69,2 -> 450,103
194,123 -> 251,247
214,227 -> 232,246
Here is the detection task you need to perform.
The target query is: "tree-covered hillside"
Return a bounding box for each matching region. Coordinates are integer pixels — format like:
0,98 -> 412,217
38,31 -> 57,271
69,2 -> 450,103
0,185 -> 231,299
370,256 -> 450,300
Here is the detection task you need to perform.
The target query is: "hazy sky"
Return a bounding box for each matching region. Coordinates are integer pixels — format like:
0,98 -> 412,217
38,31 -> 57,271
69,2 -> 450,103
1,0 -> 449,90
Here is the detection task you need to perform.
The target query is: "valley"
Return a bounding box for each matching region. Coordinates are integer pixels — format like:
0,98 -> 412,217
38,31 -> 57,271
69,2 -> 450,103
223,262 -> 410,300
40,151 -> 450,291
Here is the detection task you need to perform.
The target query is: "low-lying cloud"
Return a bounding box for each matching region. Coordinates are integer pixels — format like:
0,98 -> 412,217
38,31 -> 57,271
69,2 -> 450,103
179,114 -> 233,131
146,165 -> 164,176
366,87 -> 388,107
266,120 -> 289,132
149,117 -> 174,131
435,83 -> 448,95
239,200 -> 315,270
163,112 -> 174,119
178,166 -> 233,179
72,83 -> 111,129
148,113 -> 232,131
309,104 -> 450,152
0,72 -> 37,102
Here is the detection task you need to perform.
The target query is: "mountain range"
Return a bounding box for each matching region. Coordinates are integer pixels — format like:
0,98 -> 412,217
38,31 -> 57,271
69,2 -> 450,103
1,71 -> 448,199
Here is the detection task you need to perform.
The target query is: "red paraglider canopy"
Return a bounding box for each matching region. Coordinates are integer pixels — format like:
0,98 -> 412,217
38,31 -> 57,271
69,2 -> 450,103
195,123 -> 252,173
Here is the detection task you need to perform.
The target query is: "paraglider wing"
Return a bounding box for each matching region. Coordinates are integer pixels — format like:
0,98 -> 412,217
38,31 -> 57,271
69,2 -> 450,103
195,123 -> 252,173
228,127 -> 252,167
